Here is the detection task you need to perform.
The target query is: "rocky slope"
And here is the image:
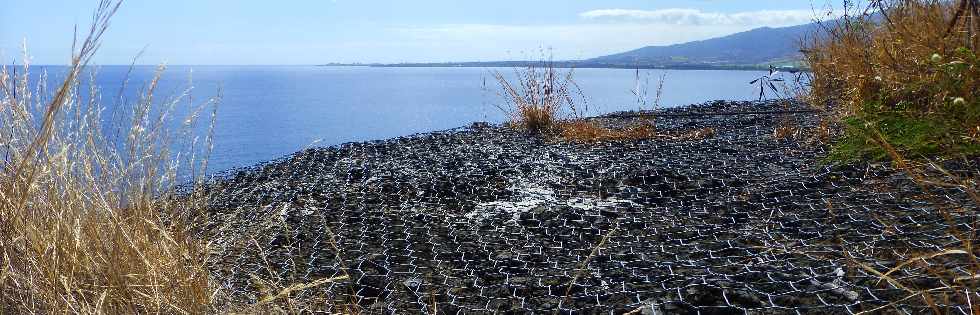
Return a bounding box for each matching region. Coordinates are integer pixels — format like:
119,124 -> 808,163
202,100 -> 976,314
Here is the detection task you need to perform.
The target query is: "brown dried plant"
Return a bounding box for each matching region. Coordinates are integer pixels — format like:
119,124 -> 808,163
492,61 -> 587,134
0,1 -> 220,313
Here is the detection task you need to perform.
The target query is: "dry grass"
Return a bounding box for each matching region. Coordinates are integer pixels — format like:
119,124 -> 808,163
0,1 -> 220,313
559,120 -> 656,143
559,119 -> 716,143
805,0 -> 980,159
561,221 -> 620,311
218,222 -> 363,314
773,125 -> 799,140
492,61 -> 587,134
843,132 -> 980,313
806,0 -> 978,115
554,68 -> 668,143
630,69 -> 666,111
804,1 -> 980,311
492,64 -> 678,143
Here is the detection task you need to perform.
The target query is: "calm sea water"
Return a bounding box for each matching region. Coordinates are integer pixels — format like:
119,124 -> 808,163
32,66 -> 770,172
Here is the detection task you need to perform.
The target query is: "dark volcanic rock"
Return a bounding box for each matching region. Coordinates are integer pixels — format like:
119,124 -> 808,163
203,100 -> 978,314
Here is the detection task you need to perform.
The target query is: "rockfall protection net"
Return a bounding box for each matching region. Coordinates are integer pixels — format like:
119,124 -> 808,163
203,101 -> 979,314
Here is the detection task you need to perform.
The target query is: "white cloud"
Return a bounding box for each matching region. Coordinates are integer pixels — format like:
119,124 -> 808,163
580,9 -> 823,27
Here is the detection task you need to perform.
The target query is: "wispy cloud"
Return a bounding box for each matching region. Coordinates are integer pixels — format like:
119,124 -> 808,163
580,9 -> 824,27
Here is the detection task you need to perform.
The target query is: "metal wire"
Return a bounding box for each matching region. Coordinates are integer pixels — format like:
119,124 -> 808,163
204,100 -> 979,314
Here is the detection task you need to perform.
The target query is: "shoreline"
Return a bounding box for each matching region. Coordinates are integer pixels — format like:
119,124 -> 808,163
317,63 -> 808,72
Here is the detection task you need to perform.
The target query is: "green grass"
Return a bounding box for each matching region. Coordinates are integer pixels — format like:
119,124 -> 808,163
829,100 -> 980,162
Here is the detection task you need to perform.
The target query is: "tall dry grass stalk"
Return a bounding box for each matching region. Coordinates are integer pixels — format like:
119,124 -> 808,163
492,62 -> 672,143
492,61 -> 587,133
0,1 -> 219,313
630,69 -> 666,111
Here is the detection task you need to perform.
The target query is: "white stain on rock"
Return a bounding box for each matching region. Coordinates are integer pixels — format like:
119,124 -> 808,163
466,181 -> 637,222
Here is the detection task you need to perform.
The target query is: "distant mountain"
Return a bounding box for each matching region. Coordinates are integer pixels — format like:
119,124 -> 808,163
350,21 -> 828,70
586,22 -> 822,68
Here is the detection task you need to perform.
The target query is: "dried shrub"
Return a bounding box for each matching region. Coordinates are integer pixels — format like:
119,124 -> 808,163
0,1 -> 218,313
773,125 -> 799,140
804,0 -> 980,159
492,61 -> 586,134
559,119 -> 656,143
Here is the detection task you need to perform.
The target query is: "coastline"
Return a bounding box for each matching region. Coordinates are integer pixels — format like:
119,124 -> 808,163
317,63 -> 808,72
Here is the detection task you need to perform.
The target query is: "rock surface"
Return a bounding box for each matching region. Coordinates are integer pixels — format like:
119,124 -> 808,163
203,100 -> 977,314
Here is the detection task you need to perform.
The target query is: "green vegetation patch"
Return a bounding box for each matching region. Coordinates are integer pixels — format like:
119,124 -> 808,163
830,100 -> 980,162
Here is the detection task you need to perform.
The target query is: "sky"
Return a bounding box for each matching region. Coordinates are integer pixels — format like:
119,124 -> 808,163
0,0 -> 843,65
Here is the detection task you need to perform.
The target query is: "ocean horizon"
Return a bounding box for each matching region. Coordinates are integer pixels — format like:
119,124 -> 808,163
28,65 -> 777,172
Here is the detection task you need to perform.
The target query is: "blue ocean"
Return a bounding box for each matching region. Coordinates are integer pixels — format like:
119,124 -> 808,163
31,65 -> 775,172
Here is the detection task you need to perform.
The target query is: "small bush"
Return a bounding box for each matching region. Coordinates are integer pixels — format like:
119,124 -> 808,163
804,0 -> 980,160
492,64 -> 675,143
492,62 -> 586,133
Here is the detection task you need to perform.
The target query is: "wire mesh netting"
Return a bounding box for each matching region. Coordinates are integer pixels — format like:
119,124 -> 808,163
203,100 -> 978,314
